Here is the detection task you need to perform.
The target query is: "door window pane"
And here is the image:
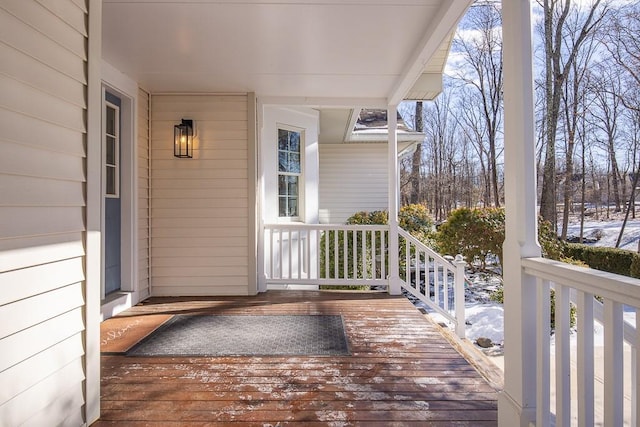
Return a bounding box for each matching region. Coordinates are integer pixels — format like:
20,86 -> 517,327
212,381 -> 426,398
106,166 -> 115,195
104,103 -> 119,197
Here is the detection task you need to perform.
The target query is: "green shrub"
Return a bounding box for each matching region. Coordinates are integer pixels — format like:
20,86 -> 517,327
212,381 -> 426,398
436,207 -> 505,270
565,243 -> 640,278
399,203 -> 435,243
631,256 -> 640,278
550,288 -> 577,330
489,285 -> 503,303
489,284 -> 576,330
538,218 -> 565,261
436,210 -> 584,271
319,205 -> 435,282
320,210 -> 388,281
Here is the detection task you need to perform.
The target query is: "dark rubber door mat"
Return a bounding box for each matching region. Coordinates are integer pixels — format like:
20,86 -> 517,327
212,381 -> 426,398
126,314 -> 350,357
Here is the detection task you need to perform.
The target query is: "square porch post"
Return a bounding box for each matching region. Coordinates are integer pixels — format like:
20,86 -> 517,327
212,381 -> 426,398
388,104 -> 402,295
499,0 -> 542,425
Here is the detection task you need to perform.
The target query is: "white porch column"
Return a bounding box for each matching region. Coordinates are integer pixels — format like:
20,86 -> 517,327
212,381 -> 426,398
388,105 -> 401,295
499,0 -> 541,426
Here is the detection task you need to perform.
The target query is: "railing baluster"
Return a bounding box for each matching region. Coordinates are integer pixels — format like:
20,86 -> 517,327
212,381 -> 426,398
576,290 -> 594,427
453,255 -> 466,339
536,277 -> 551,427
415,248 -> 420,294
298,229 -> 302,279
360,230 -> 367,279
404,237 -> 409,284
305,229 -> 311,279
317,230 -> 329,279
278,228 -> 284,279
443,266 -> 449,312
268,228 -> 274,279
381,230 -> 386,280
421,250 -> 425,296
604,300 -> 624,427
635,307 -> 639,427
287,228 -> 292,279
343,229 -> 348,279
352,230 -> 357,280
434,260 -> 440,307
333,230 -> 339,279
371,230 -> 376,279
555,284 -> 571,427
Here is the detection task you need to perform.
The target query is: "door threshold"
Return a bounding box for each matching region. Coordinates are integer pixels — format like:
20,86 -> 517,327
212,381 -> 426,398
101,291 -> 134,321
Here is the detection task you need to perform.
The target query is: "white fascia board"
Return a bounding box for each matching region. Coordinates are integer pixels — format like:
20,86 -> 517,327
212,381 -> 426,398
259,96 -> 387,109
388,0 -> 471,105
348,131 -> 425,144
343,108 -> 362,142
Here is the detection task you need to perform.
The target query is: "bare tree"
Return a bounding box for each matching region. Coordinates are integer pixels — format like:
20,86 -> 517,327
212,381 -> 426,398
605,1 -> 640,114
456,91 -> 493,207
538,0 -> 608,229
422,93 -> 460,221
559,19 -> 599,239
410,102 -> 424,204
590,69 -> 624,212
452,3 -> 503,207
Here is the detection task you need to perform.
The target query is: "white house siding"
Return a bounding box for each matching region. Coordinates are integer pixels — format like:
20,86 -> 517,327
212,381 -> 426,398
0,0 -> 88,425
150,95 -> 250,296
138,88 -> 151,298
319,143 -> 389,224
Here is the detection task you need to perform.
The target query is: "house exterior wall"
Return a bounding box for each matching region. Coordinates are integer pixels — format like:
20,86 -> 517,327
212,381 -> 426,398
150,94 -> 252,296
0,0 -> 89,425
319,143 -> 389,224
138,88 -> 151,298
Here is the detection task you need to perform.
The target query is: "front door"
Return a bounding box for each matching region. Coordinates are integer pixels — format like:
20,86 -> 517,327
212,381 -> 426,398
104,92 -> 121,295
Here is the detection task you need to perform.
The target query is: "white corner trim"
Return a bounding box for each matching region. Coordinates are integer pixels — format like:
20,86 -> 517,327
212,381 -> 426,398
85,0 -> 102,424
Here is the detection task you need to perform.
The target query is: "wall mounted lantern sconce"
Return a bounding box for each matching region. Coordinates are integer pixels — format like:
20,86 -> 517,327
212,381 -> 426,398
174,119 -> 194,158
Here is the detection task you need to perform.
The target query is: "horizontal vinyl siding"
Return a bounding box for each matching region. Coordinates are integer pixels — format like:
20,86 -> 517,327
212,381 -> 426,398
319,144 -> 389,224
0,0 -> 87,425
138,88 -> 151,299
150,95 -> 250,296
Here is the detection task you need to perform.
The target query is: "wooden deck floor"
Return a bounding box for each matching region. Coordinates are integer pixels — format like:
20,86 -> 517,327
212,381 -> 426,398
94,290 -> 499,426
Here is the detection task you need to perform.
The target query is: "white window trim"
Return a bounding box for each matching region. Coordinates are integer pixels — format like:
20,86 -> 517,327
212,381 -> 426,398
277,123 -> 304,222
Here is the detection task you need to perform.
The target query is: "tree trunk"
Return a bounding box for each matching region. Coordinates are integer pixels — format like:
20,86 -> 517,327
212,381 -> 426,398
410,102 -> 424,204
608,136 -> 622,212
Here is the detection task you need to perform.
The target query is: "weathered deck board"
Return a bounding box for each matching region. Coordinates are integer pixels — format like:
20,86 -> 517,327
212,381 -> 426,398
94,290 -> 499,426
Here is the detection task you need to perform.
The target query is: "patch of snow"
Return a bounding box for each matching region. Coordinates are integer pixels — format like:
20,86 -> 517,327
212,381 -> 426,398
417,218 -> 640,368
565,218 -> 640,251
464,303 -> 504,345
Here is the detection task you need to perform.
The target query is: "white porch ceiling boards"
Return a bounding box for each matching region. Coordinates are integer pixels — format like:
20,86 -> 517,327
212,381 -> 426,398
102,0 -> 471,103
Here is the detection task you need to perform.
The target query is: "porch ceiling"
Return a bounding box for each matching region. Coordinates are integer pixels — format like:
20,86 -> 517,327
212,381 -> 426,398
101,0 -> 470,104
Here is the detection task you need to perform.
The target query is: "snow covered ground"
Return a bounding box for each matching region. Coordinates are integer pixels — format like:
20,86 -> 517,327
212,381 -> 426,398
422,217 -> 640,369
565,217 -> 640,251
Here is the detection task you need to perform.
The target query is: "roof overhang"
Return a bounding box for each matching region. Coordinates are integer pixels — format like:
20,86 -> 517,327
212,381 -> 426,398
102,0 -> 471,105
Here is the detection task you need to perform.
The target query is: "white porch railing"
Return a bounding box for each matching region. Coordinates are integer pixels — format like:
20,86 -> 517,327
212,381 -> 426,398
263,224 -> 467,338
522,257 -> 640,427
264,224 -> 389,287
398,228 -> 467,338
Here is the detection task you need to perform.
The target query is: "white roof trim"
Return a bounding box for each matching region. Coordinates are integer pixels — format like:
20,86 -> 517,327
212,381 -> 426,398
388,0 -> 470,105
258,96 -> 387,109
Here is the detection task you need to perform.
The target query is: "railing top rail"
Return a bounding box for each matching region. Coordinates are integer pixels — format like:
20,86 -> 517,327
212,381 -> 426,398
522,257 -> 640,308
264,223 -> 390,231
398,228 -> 455,268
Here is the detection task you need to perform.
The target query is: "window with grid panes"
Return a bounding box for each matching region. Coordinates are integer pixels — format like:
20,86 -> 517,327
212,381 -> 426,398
277,127 -> 302,218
